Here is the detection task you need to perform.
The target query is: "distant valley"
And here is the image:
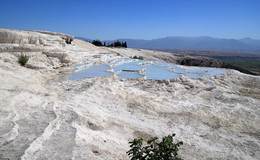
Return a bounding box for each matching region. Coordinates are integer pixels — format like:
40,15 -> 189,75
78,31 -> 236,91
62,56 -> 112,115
76,36 -> 260,75
162,49 -> 260,75
77,36 -> 260,53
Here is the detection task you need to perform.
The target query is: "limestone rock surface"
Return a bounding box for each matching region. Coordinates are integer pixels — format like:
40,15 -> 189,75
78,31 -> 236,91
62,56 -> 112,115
0,29 -> 260,160
0,28 -> 75,68
0,28 -> 70,47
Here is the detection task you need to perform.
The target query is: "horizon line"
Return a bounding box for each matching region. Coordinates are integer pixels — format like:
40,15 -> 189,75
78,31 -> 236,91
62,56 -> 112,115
75,35 -> 259,41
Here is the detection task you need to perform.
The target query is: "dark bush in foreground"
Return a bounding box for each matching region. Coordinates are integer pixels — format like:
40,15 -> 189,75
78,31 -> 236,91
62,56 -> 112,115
127,134 -> 183,160
18,54 -> 29,66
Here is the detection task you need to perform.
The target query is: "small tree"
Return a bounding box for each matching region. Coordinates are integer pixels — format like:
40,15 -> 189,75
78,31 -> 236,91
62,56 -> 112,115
92,40 -> 103,46
127,134 -> 183,160
18,54 -> 29,66
113,41 -> 122,47
122,41 -> 127,48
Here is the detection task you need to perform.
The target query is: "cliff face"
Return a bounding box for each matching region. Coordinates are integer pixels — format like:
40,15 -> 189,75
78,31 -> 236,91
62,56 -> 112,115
0,28 -> 260,160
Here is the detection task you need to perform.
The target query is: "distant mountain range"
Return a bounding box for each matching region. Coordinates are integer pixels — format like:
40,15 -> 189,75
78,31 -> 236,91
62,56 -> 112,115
75,37 -> 92,42
75,36 -> 260,53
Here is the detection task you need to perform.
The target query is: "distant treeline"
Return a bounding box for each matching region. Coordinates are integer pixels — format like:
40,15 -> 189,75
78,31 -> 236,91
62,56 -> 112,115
91,40 -> 127,48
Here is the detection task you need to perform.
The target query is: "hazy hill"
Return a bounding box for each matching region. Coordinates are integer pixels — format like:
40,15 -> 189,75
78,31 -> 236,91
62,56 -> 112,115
75,36 -> 92,42
79,36 -> 260,53
120,36 -> 260,52
239,37 -> 260,47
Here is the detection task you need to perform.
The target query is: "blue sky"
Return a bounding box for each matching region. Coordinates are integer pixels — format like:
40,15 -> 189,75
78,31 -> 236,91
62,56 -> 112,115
0,0 -> 260,40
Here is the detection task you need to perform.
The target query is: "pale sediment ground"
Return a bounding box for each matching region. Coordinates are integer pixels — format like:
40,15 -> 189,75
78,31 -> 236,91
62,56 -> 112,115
0,31 -> 260,160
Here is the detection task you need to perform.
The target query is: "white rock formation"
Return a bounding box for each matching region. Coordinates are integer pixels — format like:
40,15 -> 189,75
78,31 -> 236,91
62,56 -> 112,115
0,28 -> 260,160
0,28 -> 69,47
0,28 -> 75,69
26,30 -> 74,44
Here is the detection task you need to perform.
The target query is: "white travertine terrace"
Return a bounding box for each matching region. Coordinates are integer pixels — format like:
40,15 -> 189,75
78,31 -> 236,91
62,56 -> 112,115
0,28 -> 260,160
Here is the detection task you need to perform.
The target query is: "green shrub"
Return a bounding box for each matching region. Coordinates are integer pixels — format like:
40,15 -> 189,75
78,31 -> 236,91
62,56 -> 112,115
18,54 -> 29,66
127,134 -> 183,160
131,56 -> 144,60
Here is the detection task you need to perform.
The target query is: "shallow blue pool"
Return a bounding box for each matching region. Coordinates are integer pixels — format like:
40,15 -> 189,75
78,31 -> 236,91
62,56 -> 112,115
117,71 -> 144,79
185,73 -> 202,78
186,68 -> 226,78
69,58 -> 227,80
113,61 -> 144,72
68,65 -> 113,80
144,64 -> 180,80
168,64 -> 187,74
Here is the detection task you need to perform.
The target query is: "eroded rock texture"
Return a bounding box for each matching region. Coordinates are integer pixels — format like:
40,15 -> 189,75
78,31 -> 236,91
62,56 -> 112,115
0,29 -> 260,160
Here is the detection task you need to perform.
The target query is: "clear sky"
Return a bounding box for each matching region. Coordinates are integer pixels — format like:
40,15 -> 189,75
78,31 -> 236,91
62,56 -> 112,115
0,0 -> 259,40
